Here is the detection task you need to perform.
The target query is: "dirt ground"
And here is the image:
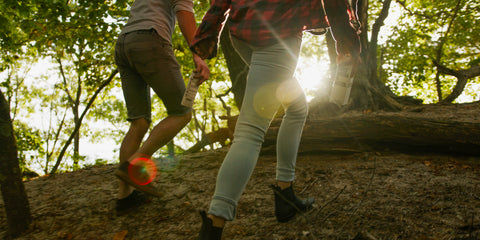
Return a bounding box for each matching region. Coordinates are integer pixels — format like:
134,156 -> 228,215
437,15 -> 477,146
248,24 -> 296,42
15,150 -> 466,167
1,103 -> 480,240
0,150 -> 479,240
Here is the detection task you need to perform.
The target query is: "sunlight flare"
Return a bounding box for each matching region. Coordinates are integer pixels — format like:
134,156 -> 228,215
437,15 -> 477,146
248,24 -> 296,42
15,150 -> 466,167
295,56 -> 331,101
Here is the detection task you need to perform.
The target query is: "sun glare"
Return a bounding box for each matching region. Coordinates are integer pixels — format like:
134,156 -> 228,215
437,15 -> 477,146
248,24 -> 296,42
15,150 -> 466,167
296,55 -> 331,101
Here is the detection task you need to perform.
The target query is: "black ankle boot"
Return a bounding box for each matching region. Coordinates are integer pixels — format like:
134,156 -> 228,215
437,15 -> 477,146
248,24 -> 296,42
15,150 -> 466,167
271,184 -> 315,222
197,210 -> 223,240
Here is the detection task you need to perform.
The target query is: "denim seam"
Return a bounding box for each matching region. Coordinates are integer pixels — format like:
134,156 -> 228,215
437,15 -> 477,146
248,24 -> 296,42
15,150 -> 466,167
212,195 -> 237,207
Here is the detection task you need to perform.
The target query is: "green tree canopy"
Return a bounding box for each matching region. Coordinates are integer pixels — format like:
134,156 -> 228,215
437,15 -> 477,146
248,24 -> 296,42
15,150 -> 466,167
383,0 -> 480,103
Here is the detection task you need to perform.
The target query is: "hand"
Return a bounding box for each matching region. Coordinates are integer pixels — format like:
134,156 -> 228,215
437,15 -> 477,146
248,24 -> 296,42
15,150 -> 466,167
337,53 -> 358,65
192,38 -> 216,59
337,53 -> 361,74
193,54 -> 210,84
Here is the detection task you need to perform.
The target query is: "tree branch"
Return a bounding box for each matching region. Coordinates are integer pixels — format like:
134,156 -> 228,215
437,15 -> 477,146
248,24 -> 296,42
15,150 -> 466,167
434,61 -> 480,103
433,0 -> 464,101
433,61 -> 480,79
55,57 -> 74,105
50,69 -> 118,174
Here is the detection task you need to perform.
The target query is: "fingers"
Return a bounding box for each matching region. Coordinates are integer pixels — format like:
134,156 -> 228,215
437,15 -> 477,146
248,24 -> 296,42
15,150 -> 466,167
193,54 -> 210,84
195,66 -> 209,84
191,38 -> 215,83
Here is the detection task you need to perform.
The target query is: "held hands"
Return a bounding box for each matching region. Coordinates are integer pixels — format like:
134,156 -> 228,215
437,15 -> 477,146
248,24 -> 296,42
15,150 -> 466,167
192,38 -> 217,60
190,38 -> 216,84
192,53 -> 210,84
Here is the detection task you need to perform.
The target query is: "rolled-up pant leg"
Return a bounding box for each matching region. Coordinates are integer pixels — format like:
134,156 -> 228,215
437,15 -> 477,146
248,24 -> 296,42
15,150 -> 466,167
208,36 -> 306,221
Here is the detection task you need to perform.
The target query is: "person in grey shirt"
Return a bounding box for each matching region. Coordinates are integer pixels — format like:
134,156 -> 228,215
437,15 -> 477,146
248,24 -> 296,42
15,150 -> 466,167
113,0 -> 209,214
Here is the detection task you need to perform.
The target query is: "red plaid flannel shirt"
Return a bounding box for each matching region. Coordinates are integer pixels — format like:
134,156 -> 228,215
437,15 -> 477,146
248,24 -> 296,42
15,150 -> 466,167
191,0 -> 361,59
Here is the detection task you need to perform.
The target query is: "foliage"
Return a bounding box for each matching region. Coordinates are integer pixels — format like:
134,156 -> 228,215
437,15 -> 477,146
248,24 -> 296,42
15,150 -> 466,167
0,0 -> 235,171
382,0 -> 480,103
1,0 -> 130,173
13,121 -> 44,170
0,0 -> 36,71
0,58 -> 49,173
32,0 -> 130,172
2,0 -> 480,174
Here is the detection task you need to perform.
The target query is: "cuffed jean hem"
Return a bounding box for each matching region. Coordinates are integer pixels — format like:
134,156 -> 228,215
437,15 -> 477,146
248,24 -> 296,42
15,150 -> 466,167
208,196 -> 237,221
127,114 -> 152,123
276,167 -> 296,183
167,107 -> 192,117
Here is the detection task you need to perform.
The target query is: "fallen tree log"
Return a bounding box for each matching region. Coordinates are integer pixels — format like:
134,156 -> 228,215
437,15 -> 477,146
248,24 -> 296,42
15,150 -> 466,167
184,128 -> 234,154
262,113 -> 480,156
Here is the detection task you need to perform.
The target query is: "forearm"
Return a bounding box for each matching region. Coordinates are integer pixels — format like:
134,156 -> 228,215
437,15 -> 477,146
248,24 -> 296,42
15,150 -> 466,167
190,0 -> 231,59
177,10 -> 211,81
323,0 -> 361,56
177,10 -> 197,46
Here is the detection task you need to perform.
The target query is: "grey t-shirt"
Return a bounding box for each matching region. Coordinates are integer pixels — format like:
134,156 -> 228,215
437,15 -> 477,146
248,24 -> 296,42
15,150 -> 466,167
120,0 -> 194,43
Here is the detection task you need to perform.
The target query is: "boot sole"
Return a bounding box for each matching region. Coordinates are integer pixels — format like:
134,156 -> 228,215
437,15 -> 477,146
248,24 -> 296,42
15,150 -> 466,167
277,212 -> 297,223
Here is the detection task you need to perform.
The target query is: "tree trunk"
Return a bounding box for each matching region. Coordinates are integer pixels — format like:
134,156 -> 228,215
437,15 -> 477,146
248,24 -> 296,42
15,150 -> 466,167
358,0 -> 369,54
368,0 -> 391,81
310,0 -> 408,114
73,74 -> 82,170
325,30 -> 338,97
167,140 -> 175,157
73,107 -> 80,170
0,89 -> 32,238
262,112 -> 480,156
344,0 -> 405,112
219,23 -> 248,109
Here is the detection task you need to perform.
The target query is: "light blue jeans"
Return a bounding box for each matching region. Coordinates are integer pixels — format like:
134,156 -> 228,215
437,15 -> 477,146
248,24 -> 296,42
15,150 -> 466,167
208,35 -> 308,221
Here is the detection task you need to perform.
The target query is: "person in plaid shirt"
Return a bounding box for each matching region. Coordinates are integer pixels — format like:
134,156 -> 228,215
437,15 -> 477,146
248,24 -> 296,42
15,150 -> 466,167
192,0 -> 361,58
192,1 -> 361,239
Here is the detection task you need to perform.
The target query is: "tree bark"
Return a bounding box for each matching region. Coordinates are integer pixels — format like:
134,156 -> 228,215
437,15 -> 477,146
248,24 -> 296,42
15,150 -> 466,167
263,113 -> 480,156
0,89 -> 32,238
358,0 -> 369,53
325,30 -> 338,96
346,0 -> 405,112
73,75 -> 81,170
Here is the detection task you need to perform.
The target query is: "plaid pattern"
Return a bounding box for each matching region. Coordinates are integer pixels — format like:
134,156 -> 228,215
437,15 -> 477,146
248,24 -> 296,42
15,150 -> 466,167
191,0 -> 361,59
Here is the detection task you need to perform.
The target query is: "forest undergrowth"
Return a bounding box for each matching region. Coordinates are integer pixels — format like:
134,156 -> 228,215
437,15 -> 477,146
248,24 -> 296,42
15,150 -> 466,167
1,103 -> 480,239
1,148 -> 479,239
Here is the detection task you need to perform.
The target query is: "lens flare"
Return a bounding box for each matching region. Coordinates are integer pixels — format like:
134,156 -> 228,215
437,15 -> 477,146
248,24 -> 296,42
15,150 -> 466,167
253,83 -> 280,119
252,80 -> 303,118
128,157 -> 157,186
276,80 -> 303,104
